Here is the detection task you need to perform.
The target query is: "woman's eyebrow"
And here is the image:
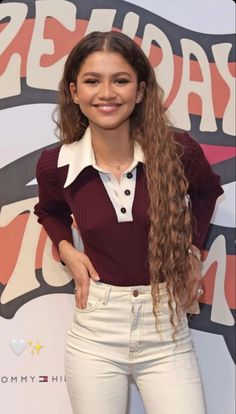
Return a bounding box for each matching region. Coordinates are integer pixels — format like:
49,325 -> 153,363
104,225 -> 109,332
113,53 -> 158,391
81,71 -> 133,78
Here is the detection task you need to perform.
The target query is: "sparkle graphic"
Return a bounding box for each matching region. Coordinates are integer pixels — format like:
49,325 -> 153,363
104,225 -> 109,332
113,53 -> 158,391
34,341 -> 44,354
27,339 -> 44,355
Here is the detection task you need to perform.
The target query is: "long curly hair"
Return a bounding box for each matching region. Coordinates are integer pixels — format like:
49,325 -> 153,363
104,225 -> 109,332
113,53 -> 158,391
55,31 -> 195,335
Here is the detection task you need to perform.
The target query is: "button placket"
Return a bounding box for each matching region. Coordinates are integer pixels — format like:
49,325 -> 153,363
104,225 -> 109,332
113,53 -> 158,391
98,168 -> 137,222
109,171 -> 133,219
110,175 -> 128,214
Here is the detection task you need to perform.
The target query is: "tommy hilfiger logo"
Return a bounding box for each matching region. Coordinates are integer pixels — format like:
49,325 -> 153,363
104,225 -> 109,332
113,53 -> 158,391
1,375 -> 66,384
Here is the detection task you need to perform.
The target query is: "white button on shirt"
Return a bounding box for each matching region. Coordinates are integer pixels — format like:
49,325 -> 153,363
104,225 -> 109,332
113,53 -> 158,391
58,128 -> 145,223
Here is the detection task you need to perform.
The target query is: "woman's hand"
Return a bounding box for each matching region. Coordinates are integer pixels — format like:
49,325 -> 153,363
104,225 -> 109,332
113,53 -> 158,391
181,245 -> 203,313
58,240 -> 100,309
189,254 -> 203,299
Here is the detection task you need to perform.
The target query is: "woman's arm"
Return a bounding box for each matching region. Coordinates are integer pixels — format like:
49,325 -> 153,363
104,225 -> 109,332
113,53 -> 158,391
34,148 -> 99,308
34,148 -> 73,248
179,132 -> 224,249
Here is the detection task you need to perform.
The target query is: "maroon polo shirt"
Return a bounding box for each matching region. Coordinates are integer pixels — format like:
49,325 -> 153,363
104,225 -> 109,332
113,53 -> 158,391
34,131 -> 223,286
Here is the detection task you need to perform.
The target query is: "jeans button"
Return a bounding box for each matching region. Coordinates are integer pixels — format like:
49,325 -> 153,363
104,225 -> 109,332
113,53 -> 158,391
133,290 -> 139,297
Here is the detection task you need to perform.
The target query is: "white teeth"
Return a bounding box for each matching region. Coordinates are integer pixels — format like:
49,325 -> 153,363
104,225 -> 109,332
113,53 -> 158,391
99,105 -> 117,109
96,105 -> 119,112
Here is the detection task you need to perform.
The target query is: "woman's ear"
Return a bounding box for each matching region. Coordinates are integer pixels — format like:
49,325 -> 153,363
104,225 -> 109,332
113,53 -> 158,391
69,82 -> 79,104
136,81 -> 146,103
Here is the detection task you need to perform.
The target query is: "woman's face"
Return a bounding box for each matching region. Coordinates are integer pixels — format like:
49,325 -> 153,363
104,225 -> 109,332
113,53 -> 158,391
70,51 -> 145,132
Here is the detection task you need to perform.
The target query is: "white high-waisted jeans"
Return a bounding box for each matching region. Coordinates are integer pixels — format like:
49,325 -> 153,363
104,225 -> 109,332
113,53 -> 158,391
65,280 -> 206,414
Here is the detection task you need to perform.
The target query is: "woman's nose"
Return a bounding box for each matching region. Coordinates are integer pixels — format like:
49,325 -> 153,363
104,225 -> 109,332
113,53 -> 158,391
97,82 -> 116,99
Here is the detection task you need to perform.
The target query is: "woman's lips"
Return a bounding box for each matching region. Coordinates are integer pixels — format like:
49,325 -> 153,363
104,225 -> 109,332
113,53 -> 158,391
93,104 -> 121,114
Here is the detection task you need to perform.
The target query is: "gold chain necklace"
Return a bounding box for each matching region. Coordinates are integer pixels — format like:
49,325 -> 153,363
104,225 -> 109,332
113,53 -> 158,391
95,154 -> 134,171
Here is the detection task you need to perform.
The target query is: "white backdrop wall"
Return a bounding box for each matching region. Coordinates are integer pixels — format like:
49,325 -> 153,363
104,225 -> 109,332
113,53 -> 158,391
0,1 -> 235,413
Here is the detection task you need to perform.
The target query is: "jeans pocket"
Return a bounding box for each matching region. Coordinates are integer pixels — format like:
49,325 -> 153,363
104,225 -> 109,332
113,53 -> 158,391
75,297 -> 102,313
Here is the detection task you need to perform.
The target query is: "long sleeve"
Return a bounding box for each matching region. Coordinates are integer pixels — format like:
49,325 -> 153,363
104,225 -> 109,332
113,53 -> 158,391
176,132 -> 224,250
34,147 -> 73,249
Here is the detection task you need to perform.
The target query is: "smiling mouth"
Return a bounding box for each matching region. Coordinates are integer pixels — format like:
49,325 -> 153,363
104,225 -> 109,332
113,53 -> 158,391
93,104 -> 122,113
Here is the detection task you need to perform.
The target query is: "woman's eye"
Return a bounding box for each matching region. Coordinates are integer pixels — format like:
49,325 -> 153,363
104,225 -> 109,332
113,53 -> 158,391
115,79 -> 129,84
84,79 -> 99,84
83,78 -> 129,85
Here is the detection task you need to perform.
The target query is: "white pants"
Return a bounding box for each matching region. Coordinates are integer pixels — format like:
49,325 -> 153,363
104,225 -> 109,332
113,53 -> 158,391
65,280 -> 206,414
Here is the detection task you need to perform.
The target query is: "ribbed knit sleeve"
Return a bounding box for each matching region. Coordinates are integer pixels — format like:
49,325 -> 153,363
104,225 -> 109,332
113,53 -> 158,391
34,147 -> 73,249
176,132 -> 224,249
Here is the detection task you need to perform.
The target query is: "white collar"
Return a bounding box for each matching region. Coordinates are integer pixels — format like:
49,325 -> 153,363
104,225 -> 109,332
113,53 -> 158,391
58,128 -> 145,188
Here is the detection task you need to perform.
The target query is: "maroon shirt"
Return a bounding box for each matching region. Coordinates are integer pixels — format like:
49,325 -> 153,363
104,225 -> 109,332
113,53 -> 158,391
34,131 -> 223,286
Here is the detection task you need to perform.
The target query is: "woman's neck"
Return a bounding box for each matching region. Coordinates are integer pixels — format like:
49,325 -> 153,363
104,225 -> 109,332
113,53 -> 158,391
90,124 -> 134,165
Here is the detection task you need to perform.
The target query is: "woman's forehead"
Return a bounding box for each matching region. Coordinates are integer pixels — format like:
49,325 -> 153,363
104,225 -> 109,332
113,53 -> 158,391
77,51 -> 137,76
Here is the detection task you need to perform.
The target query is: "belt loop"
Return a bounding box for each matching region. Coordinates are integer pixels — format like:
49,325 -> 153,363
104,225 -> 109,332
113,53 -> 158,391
102,285 -> 112,305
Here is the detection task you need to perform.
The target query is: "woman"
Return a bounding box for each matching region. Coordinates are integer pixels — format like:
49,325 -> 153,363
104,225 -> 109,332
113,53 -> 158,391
34,31 -> 223,414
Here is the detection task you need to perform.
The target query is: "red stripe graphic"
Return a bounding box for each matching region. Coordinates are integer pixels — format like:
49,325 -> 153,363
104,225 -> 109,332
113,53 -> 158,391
200,251 -> 235,309
200,144 -> 236,165
0,213 -> 30,284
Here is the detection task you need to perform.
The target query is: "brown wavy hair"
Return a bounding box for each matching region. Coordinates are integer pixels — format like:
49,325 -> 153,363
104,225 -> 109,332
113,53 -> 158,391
55,31 -> 195,336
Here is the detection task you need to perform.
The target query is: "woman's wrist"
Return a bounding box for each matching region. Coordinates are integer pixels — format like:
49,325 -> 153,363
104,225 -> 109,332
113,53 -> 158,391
58,240 -> 75,264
